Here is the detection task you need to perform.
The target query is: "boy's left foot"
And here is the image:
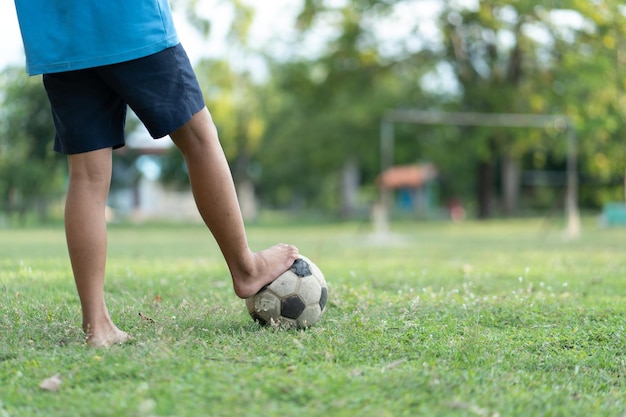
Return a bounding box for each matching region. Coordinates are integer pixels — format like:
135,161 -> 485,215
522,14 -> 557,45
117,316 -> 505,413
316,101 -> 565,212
84,322 -> 131,348
86,328 -> 130,348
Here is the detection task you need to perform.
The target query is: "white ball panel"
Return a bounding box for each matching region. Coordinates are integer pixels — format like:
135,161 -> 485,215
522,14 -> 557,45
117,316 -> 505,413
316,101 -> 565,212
297,304 -> 322,328
298,275 -> 322,305
268,271 -> 300,297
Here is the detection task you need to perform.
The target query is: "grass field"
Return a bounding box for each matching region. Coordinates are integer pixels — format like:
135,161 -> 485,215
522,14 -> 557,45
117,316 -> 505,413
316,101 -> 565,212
1,218 -> 626,416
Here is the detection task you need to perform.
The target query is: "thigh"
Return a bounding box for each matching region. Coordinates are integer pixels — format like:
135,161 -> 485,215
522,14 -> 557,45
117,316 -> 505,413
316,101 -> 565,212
97,44 -> 206,139
43,70 -> 127,154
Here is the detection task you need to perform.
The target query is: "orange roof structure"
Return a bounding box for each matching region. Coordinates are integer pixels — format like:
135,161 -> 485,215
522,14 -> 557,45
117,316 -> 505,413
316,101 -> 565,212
377,163 -> 437,189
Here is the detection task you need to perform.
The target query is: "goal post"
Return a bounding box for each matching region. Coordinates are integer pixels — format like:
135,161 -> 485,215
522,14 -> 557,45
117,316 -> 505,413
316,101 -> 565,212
379,110 -> 580,238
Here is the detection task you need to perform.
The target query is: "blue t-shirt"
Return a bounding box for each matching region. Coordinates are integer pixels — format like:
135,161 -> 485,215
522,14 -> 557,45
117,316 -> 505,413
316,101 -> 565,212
14,0 -> 179,75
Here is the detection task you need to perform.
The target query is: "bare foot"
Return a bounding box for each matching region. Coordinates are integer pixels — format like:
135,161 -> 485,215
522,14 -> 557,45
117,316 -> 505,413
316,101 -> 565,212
84,323 -> 131,348
231,243 -> 299,299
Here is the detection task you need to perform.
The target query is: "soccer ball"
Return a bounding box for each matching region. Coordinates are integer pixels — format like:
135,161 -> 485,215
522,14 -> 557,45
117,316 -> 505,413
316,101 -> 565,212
245,255 -> 328,329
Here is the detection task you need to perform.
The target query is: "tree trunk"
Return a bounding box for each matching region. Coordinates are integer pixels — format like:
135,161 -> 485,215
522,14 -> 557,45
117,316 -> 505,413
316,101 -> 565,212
501,154 -> 520,216
477,160 -> 494,219
340,157 -> 360,218
232,151 -> 258,222
6,186 -> 18,215
237,179 -> 258,222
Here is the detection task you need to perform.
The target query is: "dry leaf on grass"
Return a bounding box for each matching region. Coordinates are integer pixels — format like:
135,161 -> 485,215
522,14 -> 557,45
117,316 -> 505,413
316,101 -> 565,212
39,374 -> 62,392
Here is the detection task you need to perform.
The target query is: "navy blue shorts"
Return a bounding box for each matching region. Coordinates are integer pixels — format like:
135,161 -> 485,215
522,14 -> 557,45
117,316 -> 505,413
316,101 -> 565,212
42,44 -> 205,154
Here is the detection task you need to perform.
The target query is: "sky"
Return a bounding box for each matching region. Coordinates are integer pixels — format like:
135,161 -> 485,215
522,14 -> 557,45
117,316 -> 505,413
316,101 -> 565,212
0,2 -> 22,69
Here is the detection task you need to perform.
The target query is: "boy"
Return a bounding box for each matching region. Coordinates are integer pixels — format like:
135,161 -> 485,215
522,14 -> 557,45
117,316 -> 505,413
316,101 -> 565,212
13,1 -> 298,347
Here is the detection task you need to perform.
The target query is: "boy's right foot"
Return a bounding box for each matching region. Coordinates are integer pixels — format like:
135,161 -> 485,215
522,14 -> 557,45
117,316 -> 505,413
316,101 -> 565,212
230,243 -> 299,299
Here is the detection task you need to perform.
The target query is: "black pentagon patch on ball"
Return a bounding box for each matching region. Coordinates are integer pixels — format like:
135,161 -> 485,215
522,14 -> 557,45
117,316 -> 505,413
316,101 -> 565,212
289,258 -> 311,277
319,287 -> 328,310
281,295 -> 306,319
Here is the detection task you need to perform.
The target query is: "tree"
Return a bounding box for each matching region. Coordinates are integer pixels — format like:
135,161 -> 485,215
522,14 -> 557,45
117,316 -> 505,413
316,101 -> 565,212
427,0 -> 626,217
256,0 -> 435,216
548,0 -> 626,205
434,1 -> 558,217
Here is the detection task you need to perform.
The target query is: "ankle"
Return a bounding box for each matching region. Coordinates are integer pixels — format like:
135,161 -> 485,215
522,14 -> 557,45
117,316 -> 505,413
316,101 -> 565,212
82,314 -> 116,338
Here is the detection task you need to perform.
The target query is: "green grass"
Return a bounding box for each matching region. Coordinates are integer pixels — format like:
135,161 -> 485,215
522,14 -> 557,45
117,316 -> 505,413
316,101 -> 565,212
1,218 -> 626,416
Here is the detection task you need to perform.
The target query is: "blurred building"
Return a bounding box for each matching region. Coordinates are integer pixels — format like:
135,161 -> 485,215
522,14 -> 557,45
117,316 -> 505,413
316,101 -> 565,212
376,163 -> 439,215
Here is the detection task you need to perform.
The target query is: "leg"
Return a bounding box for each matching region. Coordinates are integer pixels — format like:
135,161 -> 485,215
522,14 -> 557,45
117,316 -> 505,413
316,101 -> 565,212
65,148 -> 129,347
169,108 -> 299,298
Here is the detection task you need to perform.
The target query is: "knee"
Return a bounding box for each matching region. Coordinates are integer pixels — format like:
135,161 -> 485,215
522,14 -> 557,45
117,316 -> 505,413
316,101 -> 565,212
67,150 -> 113,188
170,108 -> 219,153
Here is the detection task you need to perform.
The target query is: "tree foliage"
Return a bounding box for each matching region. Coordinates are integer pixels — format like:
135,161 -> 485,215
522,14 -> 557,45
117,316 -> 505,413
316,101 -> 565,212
256,0 -> 434,213
161,0 -> 266,192
0,68 -> 65,221
550,0 -> 626,204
